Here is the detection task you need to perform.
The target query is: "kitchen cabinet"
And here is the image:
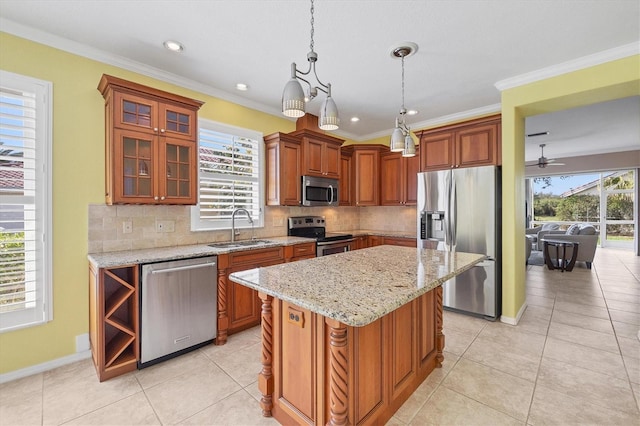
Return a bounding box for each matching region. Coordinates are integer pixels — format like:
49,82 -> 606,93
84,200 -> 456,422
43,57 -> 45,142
380,148 -> 420,206
352,235 -> 368,250
98,74 -> 203,205
284,242 -> 316,261
290,129 -> 343,179
339,146 -> 353,206
353,145 -> 384,206
417,114 -> 501,171
368,235 -> 384,247
264,132 -> 302,206
217,247 -> 285,344
88,263 -> 138,382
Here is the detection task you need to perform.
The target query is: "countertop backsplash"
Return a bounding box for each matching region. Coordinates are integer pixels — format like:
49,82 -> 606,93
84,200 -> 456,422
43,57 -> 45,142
88,204 -> 415,254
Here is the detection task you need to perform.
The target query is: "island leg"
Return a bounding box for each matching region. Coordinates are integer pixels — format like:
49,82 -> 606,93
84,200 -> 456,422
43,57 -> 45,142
435,286 -> 445,368
326,318 -> 349,426
257,292 -> 274,416
216,269 -> 228,345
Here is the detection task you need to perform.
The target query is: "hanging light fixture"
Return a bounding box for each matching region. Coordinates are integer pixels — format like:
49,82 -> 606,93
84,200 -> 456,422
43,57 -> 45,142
282,0 -> 339,130
389,43 -> 418,157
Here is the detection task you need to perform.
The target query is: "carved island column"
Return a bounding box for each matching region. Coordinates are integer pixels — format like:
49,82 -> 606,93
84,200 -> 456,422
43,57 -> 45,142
326,318 -> 349,426
435,285 -> 445,367
216,265 -> 229,345
258,292 -> 274,416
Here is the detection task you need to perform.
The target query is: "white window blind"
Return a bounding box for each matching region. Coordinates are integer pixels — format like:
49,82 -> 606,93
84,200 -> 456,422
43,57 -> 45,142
0,71 -> 52,332
191,120 -> 264,231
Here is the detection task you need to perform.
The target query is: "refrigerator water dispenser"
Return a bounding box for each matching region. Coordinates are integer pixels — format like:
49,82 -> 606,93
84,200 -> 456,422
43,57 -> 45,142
420,211 -> 445,241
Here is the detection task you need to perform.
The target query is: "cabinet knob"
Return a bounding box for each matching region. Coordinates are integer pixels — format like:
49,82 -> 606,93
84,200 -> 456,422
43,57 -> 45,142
160,129 -> 165,133
154,196 -> 159,200
161,196 -> 165,200
154,127 -> 158,132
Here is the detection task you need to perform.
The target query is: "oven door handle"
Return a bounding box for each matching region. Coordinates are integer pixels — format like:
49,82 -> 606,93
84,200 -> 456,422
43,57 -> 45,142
316,238 -> 355,246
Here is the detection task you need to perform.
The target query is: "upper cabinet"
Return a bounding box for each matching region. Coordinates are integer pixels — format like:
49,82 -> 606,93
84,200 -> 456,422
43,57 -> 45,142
339,146 -> 354,206
352,145 -> 383,207
417,114 -> 501,171
264,132 -> 302,206
264,114 -> 344,206
290,129 -> 343,179
98,75 -> 203,205
380,148 -> 420,206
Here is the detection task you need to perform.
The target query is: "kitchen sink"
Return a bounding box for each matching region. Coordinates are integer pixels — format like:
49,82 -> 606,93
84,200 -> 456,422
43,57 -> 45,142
208,239 -> 273,249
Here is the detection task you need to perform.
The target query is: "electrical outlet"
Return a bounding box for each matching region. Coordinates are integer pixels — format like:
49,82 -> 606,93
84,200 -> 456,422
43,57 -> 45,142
122,221 -> 132,234
156,220 -> 175,233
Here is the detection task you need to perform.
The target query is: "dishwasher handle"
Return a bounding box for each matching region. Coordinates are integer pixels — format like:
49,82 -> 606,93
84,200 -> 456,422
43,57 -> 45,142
150,262 -> 216,275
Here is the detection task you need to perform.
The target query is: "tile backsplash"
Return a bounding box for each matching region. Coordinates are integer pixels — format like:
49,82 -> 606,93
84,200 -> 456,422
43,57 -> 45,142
88,204 -> 416,253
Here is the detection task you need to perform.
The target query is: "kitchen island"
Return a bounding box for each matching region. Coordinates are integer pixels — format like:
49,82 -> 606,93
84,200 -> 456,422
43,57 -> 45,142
229,245 -> 485,425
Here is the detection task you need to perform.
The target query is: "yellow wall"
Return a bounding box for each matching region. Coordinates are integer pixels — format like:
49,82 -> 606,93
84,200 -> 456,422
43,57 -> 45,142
500,55 -> 640,319
0,32 -> 298,374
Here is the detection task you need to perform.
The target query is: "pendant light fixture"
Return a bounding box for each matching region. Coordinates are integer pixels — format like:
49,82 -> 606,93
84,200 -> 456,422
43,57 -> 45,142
389,43 -> 418,157
282,0 -> 339,130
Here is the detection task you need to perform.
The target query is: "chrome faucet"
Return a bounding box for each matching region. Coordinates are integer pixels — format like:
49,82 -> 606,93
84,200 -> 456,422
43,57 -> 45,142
231,208 -> 253,242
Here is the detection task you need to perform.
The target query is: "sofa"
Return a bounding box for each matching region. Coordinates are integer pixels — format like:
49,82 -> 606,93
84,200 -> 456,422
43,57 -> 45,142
537,223 -> 599,269
526,222 -> 560,251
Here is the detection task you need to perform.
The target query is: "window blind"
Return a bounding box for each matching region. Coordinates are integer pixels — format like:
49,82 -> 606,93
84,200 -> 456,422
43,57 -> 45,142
0,71 -> 52,332
192,120 -> 264,231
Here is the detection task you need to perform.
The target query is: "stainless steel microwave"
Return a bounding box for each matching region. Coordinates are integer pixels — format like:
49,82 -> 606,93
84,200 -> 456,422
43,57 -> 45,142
301,175 -> 339,206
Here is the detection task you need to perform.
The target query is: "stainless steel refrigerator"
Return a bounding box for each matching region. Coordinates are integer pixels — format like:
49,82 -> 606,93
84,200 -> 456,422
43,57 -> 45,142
417,165 -> 501,320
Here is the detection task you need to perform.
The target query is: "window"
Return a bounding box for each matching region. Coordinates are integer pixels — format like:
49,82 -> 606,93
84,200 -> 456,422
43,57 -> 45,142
0,70 -> 52,332
191,119 -> 264,231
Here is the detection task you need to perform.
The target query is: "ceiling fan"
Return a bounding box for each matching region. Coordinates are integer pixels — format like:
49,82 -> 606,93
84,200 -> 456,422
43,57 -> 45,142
527,144 -> 565,168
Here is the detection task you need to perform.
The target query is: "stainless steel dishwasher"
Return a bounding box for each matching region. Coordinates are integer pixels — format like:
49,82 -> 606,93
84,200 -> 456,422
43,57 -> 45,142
139,256 -> 217,367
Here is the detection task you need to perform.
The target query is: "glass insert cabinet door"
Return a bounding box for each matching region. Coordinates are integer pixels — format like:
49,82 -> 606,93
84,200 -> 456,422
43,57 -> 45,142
115,130 -> 155,202
160,139 -> 195,202
114,92 -> 158,133
160,104 -> 197,140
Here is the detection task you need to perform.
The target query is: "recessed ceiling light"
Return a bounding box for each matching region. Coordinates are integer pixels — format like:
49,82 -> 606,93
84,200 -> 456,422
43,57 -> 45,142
350,117 -> 360,122
236,83 -> 249,91
163,40 -> 184,52
407,109 -> 419,116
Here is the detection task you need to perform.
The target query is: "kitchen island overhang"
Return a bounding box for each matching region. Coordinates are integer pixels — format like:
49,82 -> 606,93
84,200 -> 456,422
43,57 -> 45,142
230,246 -> 486,425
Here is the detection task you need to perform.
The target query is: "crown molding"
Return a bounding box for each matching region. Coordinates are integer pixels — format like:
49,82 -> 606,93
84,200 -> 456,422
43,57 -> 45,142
495,41 -> 640,91
0,18 -> 284,119
357,103 -> 502,142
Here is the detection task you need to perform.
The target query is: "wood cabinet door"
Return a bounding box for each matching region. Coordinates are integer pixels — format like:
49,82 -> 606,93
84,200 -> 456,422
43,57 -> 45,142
455,123 -> 498,168
158,138 -> 197,204
404,152 -> 420,205
368,235 -> 384,247
113,92 -> 158,134
110,129 -> 157,204
339,154 -> 352,206
420,132 -> 454,171
354,149 -> 380,206
159,103 -> 198,141
380,152 -> 402,206
303,139 -> 324,176
324,142 -> 341,179
281,141 -> 302,206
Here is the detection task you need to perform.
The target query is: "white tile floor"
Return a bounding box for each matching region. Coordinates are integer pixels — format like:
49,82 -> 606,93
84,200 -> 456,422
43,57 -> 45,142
1,248 -> 638,425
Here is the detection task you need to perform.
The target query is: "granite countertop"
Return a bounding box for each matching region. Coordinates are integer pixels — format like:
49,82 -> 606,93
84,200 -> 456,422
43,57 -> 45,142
229,246 -> 485,327
88,236 -> 315,268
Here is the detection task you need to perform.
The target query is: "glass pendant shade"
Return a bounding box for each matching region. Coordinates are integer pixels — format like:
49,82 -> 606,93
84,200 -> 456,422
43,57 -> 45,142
402,133 -> 416,157
282,78 -> 306,117
390,126 -> 405,152
318,96 -> 339,130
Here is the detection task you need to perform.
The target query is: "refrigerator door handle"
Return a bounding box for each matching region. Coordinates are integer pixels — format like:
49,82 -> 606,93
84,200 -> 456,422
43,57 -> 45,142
450,172 -> 457,249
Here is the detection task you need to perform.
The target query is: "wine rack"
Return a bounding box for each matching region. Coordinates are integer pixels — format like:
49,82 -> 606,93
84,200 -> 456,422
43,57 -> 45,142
89,263 -> 139,381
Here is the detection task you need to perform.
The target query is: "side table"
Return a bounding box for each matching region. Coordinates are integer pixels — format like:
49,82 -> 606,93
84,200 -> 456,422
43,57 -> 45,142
541,239 -> 579,272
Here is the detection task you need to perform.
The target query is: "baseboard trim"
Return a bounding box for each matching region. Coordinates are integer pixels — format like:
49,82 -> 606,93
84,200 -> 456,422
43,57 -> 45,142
500,302 -> 528,326
0,350 -> 92,384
